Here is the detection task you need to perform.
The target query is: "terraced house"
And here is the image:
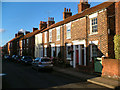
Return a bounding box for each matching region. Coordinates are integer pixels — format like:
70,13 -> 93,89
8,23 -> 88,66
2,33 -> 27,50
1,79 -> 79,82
35,0 -> 116,69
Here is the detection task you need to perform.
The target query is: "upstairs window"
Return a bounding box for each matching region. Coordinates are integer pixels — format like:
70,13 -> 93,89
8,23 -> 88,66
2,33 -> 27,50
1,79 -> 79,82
49,30 -> 52,42
27,39 -> 29,44
44,32 -> 47,43
89,13 -> 98,35
39,33 -> 42,44
56,27 -> 60,41
91,18 -> 98,33
66,22 -> 71,39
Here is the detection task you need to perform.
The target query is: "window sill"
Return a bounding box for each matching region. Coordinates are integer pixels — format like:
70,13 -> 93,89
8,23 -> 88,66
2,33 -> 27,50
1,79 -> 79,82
89,32 -> 98,36
67,58 -> 71,60
56,39 -> 60,41
66,37 -> 71,40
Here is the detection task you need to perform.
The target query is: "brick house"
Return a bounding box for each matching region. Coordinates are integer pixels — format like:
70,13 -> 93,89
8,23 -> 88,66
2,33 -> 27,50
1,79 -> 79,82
7,31 -> 24,56
35,0 -> 116,69
35,18 -> 55,58
20,28 -> 39,58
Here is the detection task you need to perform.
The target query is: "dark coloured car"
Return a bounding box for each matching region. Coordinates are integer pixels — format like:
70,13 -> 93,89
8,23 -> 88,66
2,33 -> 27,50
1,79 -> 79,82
14,55 -> 22,63
21,56 -> 33,64
4,55 -> 12,61
12,55 -> 16,61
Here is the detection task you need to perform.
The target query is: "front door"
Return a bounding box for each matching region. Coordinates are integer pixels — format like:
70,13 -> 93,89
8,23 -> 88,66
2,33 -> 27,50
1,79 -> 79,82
81,45 -> 84,65
76,50 -> 79,65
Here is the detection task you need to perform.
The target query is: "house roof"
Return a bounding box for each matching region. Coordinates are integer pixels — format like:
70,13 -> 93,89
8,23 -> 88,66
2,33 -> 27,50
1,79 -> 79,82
8,35 -> 23,43
20,30 -> 40,40
40,1 -> 114,33
8,1 -> 114,42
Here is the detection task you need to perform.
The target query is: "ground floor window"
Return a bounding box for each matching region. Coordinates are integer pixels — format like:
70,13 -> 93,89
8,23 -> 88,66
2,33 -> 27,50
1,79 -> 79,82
51,47 -> 55,57
66,45 -> 71,60
56,46 -> 60,57
44,47 -> 47,57
90,45 -> 98,62
40,45 -> 43,57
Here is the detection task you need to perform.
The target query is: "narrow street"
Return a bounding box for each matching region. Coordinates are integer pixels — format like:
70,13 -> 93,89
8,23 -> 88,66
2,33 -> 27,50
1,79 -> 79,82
2,60 -> 109,89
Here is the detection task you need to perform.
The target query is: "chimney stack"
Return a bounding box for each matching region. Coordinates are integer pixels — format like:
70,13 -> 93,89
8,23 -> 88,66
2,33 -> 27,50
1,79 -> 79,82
25,31 -> 30,34
78,0 -> 90,13
63,8 -> 72,20
47,17 -> 55,27
39,21 -> 47,30
18,31 -> 24,36
15,34 -> 17,37
33,28 -> 38,32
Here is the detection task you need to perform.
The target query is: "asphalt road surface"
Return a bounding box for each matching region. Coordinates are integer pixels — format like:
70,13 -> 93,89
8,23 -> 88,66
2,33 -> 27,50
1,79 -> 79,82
2,60 -> 110,89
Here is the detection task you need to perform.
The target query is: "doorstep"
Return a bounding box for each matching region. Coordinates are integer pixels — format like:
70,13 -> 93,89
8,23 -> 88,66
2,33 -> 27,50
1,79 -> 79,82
87,77 -> 120,89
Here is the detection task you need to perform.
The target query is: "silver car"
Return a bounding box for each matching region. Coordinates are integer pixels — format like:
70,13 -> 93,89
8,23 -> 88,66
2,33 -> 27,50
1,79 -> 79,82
32,57 -> 53,71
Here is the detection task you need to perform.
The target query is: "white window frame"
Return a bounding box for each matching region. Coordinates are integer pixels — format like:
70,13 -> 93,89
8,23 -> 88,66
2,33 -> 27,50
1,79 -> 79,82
89,40 -> 98,62
27,39 -> 29,44
89,13 -> 98,35
40,45 -> 43,57
39,33 -> 42,44
56,44 -> 60,57
66,22 -> 71,39
66,43 -> 72,60
44,45 -> 47,57
49,29 -> 52,42
51,43 -> 55,57
44,32 -> 47,43
56,27 -> 60,41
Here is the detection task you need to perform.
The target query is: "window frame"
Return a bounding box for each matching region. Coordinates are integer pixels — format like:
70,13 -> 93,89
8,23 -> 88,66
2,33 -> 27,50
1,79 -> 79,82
66,22 -> 71,39
66,44 -> 72,60
44,32 -> 47,43
49,29 -> 52,42
56,27 -> 60,41
89,13 -> 98,35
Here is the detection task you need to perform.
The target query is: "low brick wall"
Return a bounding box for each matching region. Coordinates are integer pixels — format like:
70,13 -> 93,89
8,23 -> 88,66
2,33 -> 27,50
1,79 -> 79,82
102,57 -> 120,80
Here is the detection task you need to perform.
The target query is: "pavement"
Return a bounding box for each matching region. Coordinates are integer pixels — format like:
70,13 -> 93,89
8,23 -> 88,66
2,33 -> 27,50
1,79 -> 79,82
53,66 -> 120,89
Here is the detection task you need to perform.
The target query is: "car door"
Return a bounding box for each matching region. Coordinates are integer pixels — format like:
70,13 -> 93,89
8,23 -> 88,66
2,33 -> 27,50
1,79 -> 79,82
34,58 -> 40,68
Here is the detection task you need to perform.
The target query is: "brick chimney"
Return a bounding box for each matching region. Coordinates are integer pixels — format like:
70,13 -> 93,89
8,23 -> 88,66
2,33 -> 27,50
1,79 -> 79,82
115,1 -> 120,35
18,31 -> 24,36
63,8 -> 72,20
15,34 -> 17,37
33,28 -> 38,32
47,17 -> 55,27
78,0 -> 90,13
39,21 -> 47,30
25,31 -> 30,34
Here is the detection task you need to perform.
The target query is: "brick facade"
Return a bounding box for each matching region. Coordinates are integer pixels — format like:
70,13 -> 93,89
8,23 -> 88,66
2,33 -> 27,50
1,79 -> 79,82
115,1 -> 120,35
6,1 -> 118,70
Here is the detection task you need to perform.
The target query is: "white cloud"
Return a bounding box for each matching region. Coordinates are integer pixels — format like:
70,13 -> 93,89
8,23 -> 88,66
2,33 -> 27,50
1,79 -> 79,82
0,29 -> 5,33
19,29 -> 25,33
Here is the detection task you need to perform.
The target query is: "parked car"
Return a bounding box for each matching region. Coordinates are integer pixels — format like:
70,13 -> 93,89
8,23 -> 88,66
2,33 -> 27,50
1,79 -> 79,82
14,55 -> 22,63
32,57 -> 53,71
12,55 -> 16,61
4,55 -> 11,60
21,56 -> 33,64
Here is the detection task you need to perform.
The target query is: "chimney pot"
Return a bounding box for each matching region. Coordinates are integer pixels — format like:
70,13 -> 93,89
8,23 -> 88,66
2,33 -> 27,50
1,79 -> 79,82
64,8 -> 66,12
63,8 -> 72,20
67,9 -> 68,12
69,8 -> 71,12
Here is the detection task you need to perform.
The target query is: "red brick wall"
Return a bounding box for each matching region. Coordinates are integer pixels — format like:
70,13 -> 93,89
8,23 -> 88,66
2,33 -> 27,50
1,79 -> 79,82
102,57 -> 120,80
71,17 -> 86,41
115,1 -> 120,35
107,3 -> 115,58
87,10 -> 108,57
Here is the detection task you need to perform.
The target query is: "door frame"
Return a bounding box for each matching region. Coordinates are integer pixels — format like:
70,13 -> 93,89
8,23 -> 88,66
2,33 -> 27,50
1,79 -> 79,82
72,40 -> 86,68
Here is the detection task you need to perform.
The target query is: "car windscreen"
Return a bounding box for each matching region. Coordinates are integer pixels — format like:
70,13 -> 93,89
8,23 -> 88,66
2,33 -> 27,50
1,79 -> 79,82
24,57 -> 32,59
41,58 -> 51,62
